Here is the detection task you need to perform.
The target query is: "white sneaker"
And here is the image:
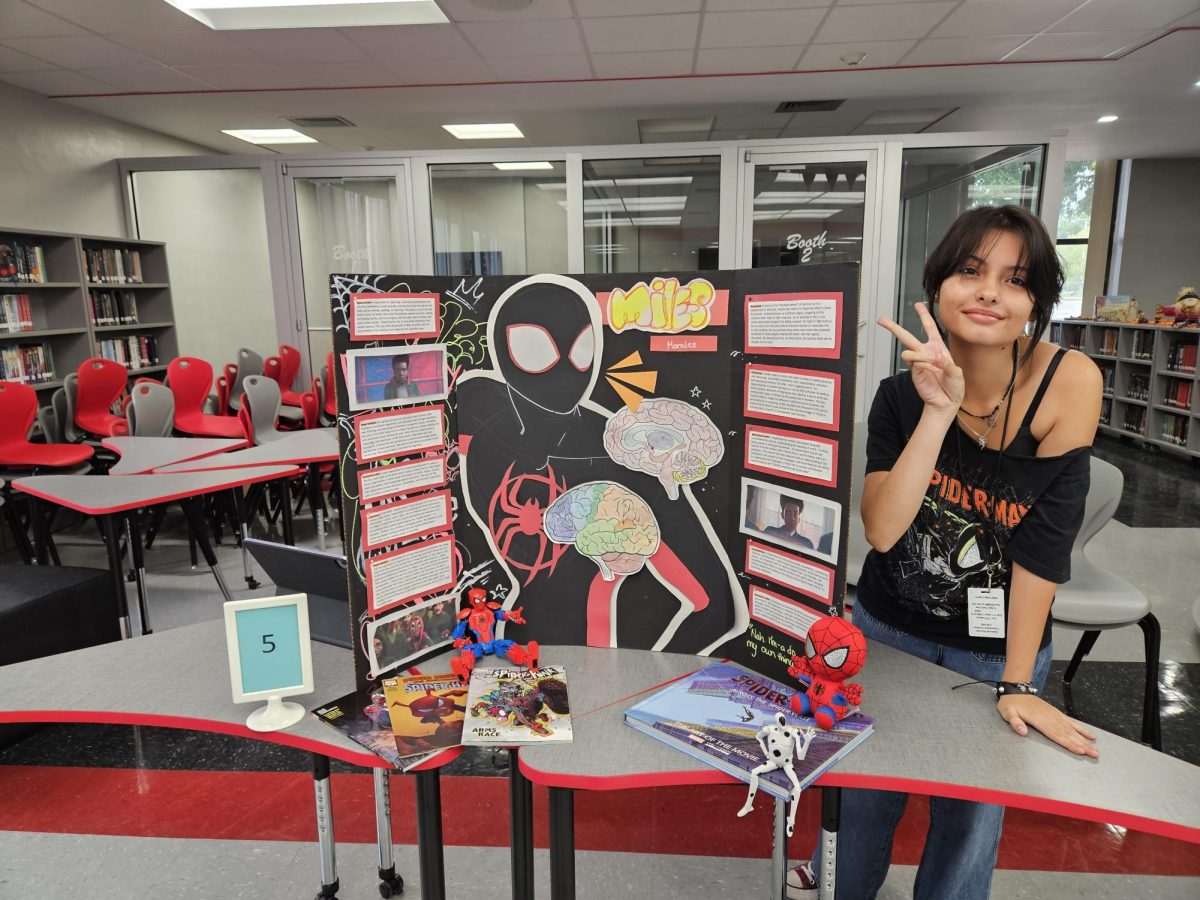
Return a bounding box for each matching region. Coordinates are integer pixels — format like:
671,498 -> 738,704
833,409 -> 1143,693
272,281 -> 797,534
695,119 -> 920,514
786,860 -> 818,899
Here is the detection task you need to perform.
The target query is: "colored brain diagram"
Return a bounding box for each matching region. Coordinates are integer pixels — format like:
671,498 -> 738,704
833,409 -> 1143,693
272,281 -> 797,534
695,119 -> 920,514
330,265 -> 858,689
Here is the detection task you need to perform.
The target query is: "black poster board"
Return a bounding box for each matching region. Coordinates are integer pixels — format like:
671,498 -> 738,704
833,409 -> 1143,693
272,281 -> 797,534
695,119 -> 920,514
330,266 -> 859,691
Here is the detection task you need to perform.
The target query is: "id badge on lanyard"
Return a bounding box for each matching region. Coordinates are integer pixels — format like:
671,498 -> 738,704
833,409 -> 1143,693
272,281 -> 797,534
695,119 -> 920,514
968,586 -> 1005,638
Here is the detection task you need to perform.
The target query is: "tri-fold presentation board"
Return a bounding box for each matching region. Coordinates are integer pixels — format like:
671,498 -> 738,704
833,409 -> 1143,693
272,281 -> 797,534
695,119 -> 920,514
329,266 -> 859,691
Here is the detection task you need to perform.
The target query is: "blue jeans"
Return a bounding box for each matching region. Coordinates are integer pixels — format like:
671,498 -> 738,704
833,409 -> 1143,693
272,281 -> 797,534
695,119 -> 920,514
828,602 -> 1052,900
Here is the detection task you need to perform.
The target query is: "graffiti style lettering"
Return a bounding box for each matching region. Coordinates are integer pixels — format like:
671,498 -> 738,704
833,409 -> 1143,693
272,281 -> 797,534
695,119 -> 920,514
609,277 -> 716,334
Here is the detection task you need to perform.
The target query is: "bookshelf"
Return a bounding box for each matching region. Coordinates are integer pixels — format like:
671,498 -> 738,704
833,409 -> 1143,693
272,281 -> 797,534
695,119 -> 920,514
0,227 -> 178,401
1052,320 -> 1199,459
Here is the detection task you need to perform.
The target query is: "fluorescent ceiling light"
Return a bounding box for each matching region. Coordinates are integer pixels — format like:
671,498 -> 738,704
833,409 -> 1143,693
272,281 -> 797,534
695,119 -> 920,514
493,161 -> 554,171
1097,115 -> 1119,123
584,217 -> 681,227
165,0 -> 448,30
221,128 -> 317,145
584,197 -> 687,211
611,176 -> 693,186
443,123 -> 524,140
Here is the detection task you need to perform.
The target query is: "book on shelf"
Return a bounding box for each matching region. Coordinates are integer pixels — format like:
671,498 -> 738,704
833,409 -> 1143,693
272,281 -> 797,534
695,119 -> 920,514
0,240 -> 45,283
0,294 -> 33,333
0,342 -> 53,384
82,247 -> 143,285
1166,340 -> 1197,374
461,665 -> 572,745
1099,397 -> 1112,427
1121,406 -> 1147,436
1126,372 -> 1150,402
380,673 -> 469,759
98,334 -> 157,369
1133,330 -> 1155,360
1097,329 -> 1118,355
1163,378 -> 1193,410
311,685 -> 450,770
89,289 -> 139,326
1159,414 -> 1189,448
623,661 -> 873,802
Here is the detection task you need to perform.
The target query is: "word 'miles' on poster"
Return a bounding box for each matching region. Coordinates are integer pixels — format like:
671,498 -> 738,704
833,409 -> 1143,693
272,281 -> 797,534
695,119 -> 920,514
330,262 -> 859,689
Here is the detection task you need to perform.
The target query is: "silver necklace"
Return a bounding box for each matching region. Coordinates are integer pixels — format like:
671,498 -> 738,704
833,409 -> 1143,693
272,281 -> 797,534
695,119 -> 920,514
957,348 -> 1018,448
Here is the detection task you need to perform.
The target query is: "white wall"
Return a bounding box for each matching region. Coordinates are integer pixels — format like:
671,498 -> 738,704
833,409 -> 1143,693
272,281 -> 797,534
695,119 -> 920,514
1117,158 -> 1200,309
0,82 -> 209,237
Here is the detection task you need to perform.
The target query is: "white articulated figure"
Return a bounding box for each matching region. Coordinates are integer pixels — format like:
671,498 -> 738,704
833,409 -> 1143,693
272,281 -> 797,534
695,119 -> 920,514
736,712 -> 817,836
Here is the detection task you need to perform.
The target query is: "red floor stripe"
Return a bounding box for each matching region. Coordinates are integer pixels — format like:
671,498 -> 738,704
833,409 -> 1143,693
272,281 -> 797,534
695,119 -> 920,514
1,766 -> 1197,875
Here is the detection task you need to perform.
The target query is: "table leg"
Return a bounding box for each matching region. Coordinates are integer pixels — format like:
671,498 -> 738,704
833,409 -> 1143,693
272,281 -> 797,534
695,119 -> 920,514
818,786 -> 840,900
414,769 -> 446,900
124,508 -> 152,635
1,487 -> 33,563
548,787 -> 575,900
279,477 -> 295,546
27,495 -> 49,566
311,753 -> 339,899
510,751 -> 534,900
372,767 -> 404,897
307,463 -> 326,551
773,799 -> 786,899
179,497 -> 233,602
99,514 -> 132,640
231,487 -> 259,589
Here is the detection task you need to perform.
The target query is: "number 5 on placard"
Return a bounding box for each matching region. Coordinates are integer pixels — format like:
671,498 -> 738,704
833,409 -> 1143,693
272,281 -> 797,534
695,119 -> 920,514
223,594 -> 313,732
262,634 -> 276,653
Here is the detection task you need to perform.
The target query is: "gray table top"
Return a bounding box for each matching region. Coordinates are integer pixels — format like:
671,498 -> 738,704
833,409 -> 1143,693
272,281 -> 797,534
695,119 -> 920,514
516,644 -> 1200,845
103,437 -> 247,475
154,429 -> 339,473
12,464 -> 301,514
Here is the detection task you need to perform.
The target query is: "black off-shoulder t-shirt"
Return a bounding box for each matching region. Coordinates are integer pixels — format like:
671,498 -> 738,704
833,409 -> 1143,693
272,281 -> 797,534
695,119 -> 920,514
855,354 -> 1091,655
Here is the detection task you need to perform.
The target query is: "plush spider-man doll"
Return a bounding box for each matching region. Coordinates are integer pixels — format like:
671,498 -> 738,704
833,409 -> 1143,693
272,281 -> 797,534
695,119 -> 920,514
788,616 -> 867,730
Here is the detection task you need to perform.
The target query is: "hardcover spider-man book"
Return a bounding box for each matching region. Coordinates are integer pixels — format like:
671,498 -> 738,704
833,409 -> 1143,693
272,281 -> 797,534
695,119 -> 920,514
461,666 -> 573,744
381,673 -> 469,758
623,661 -> 872,801
311,685 -> 450,770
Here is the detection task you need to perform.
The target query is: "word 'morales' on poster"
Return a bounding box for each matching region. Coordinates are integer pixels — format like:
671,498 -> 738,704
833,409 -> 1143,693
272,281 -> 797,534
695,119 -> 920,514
358,456 -> 448,505
744,292 -> 841,357
361,490 -> 452,552
744,363 -> 840,432
749,584 -> 822,644
366,533 -> 456,615
350,292 -> 441,341
356,405 -> 445,463
745,540 -> 834,605
745,425 -> 837,488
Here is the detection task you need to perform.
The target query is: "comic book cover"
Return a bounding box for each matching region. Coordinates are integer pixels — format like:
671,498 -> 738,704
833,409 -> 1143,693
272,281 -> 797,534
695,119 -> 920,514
623,661 -> 872,801
311,686 -> 445,770
380,673 -> 469,758
461,666 -> 572,745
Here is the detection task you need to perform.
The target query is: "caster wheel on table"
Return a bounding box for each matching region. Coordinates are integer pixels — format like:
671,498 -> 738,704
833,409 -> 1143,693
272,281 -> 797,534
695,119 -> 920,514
245,577 -> 260,589
378,869 -> 404,896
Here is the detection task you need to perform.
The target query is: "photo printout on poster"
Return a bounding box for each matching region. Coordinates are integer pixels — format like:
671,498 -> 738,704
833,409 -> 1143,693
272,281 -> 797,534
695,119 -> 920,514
366,535 -> 456,615
356,406 -> 445,462
361,490 -> 452,551
346,344 -> 449,412
745,540 -> 834,605
359,456 -> 448,504
745,363 -> 839,431
749,585 -> 822,642
350,293 -> 440,341
366,591 -> 458,678
745,425 -> 837,488
744,292 -> 841,357
740,476 -> 841,564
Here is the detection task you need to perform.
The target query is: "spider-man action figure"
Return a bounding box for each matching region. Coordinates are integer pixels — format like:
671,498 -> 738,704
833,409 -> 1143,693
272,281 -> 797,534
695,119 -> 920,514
449,587 -> 539,683
787,616 -> 867,730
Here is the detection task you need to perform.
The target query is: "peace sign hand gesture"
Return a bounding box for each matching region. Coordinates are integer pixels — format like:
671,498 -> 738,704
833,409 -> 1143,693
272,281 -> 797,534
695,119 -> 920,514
879,302 -> 965,414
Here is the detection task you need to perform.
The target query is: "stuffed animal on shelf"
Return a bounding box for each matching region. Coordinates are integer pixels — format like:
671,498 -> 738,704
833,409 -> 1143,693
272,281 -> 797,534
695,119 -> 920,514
787,616 -> 866,730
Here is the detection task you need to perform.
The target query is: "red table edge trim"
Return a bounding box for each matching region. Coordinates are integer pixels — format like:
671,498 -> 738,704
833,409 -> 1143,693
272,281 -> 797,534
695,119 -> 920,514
103,438 -> 249,475
515,757 -> 1200,845
155,450 -> 339,474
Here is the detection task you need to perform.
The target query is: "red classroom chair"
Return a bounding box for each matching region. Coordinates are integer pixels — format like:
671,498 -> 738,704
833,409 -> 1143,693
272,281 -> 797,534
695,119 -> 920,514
167,357 -> 246,439
273,344 -> 306,407
74,358 -> 130,438
0,382 -> 94,469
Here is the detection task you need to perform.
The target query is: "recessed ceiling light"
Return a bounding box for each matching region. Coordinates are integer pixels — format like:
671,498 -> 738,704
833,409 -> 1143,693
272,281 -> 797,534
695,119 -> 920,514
443,123 -> 524,140
221,128 -> 317,145
1097,115 -> 1119,123
493,162 -> 553,171
164,1 -> 449,30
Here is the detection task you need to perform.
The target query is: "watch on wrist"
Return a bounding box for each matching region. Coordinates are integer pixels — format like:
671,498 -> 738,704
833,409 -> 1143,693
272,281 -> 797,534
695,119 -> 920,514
995,681 -> 1038,699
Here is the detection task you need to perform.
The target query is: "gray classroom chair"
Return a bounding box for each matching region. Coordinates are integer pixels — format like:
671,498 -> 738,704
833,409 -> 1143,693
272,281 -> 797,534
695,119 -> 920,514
241,374 -> 288,444
228,347 -> 264,413
126,381 -> 175,437
1052,456 -> 1161,750
51,374 -> 82,444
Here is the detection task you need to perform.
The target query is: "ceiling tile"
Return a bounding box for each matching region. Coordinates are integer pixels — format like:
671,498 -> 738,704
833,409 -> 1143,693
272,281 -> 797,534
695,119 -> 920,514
694,45 -> 804,73
24,0 -> 203,34
0,44 -> 56,73
836,0 -> 957,4
797,39 -> 916,69
459,19 -> 585,58
706,0 -> 830,9
591,50 -> 696,78
439,0 -> 575,21
380,55 -> 498,84
277,60 -> 399,88
576,0 -> 701,15
344,25 -> 480,61
581,14 -> 700,53
930,0 -> 1082,39
0,2 -> 88,38
815,2 -> 956,42
1050,0 -> 1200,32
108,30 -> 261,67
0,68 -> 113,95
1005,30 -> 1156,61
2,34 -> 158,68
902,35 -> 1033,65
700,9 -> 824,48
486,54 -> 594,81
173,63 -> 297,90
227,29 -> 367,64
78,66 -> 212,92
710,127 -> 785,140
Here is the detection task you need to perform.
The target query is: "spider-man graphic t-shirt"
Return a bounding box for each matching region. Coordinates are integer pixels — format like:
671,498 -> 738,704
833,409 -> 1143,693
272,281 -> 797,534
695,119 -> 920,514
855,360 -> 1091,656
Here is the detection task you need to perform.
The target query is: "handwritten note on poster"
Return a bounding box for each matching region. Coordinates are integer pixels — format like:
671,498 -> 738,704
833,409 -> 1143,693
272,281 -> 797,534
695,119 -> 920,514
366,534 -> 456,615
350,292 -> 440,340
356,406 -> 445,463
744,292 -> 841,357
745,540 -> 834,605
745,425 -> 837,488
359,457 -> 448,504
361,490 -> 452,551
744,363 -> 839,431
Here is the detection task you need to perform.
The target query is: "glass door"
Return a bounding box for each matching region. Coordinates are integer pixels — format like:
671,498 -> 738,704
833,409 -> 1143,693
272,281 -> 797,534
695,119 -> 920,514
282,165 -> 413,381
